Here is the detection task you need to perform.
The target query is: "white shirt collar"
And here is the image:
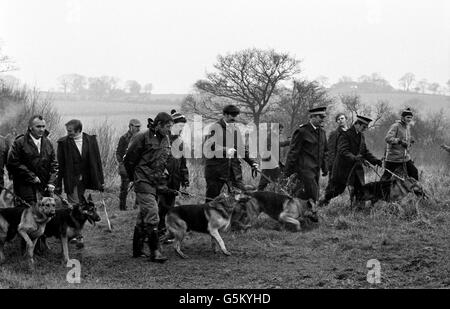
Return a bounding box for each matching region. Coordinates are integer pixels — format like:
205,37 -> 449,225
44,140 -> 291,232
309,121 -> 317,130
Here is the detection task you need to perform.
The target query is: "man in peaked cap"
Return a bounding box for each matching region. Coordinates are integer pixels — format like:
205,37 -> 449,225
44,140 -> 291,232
381,107 -> 418,181
284,106 -> 329,202
116,119 -> 141,210
318,115 -> 382,207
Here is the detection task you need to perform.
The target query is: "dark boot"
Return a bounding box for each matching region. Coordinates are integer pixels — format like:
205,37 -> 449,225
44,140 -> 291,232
132,225 -> 146,258
147,227 -> 168,263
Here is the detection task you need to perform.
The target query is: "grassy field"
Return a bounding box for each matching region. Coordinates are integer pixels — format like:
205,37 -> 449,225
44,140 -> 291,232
0,163 -> 449,289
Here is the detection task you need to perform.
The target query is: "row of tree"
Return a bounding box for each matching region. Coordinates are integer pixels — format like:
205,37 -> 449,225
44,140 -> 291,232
56,74 -> 153,99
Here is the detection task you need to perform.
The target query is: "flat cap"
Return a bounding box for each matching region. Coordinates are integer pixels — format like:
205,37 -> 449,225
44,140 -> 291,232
129,119 -> 141,126
223,104 -> 240,115
401,107 -> 413,117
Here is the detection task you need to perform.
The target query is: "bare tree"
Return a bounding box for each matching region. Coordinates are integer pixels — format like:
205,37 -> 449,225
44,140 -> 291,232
399,72 -> 415,92
416,79 -> 428,94
143,83 -> 153,94
126,80 -> 141,95
57,75 -> 71,94
277,80 -> 334,134
341,94 -> 390,128
194,48 -> 301,126
428,82 -> 440,95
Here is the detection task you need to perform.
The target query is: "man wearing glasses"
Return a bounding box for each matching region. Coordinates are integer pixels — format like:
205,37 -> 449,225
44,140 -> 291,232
116,119 -> 141,211
285,107 -> 329,202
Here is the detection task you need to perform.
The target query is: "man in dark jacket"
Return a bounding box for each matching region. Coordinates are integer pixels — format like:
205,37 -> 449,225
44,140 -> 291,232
204,105 -> 258,200
284,107 -> 328,202
318,115 -> 382,207
326,113 -> 348,175
124,112 -> 173,263
55,119 -> 104,204
7,115 -> 58,203
116,119 -> 141,210
157,110 -> 189,238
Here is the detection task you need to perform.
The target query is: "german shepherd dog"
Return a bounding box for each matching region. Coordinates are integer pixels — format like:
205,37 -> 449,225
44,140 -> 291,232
163,192 -> 240,259
357,177 -> 426,205
43,194 -> 101,262
236,191 -> 318,231
0,196 -> 56,269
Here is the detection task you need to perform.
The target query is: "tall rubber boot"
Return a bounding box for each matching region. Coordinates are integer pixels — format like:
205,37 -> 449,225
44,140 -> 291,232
147,227 -> 168,263
132,225 -> 146,258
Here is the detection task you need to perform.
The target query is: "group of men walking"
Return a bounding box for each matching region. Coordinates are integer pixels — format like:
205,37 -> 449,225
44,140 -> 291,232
0,103 -> 423,265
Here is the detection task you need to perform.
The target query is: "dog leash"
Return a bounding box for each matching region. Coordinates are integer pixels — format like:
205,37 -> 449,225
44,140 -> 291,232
0,184 -> 32,208
364,160 -> 405,181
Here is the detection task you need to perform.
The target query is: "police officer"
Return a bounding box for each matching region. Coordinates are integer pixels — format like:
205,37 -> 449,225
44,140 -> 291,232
124,112 -> 173,263
318,115 -> 382,207
284,107 -> 328,202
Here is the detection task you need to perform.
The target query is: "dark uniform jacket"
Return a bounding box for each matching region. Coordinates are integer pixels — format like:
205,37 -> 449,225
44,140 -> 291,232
56,133 -> 104,194
123,129 -> 171,195
204,118 -> 256,183
7,131 -> 58,188
331,125 -> 379,186
285,122 -> 328,179
327,127 -> 346,172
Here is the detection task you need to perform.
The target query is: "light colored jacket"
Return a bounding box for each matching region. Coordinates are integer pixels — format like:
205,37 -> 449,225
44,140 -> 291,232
385,120 -> 413,163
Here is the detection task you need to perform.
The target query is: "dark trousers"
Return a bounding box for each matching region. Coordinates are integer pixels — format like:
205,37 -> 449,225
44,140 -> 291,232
119,174 -> 131,209
293,173 -> 320,202
381,160 -> 418,181
257,167 -> 281,191
324,177 -> 363,202
205,167 -> 244,201
13,182 -> 39,204
157,193 -> 176,232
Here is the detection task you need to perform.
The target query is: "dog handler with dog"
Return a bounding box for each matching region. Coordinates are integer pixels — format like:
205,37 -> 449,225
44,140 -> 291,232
124,112 -> 173,263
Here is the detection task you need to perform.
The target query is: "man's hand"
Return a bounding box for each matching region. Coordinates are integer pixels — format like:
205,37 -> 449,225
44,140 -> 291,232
251,163 -> 259,178
32,176 -> 41,184
47,184 -> 55,192
399,140 -> 408,148
227,148 -> 237,157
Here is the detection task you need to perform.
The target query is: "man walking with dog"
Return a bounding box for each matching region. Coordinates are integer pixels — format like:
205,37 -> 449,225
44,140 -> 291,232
284,107 -> 328,202
7,115 -> 58,203
124,112 -> 173,263
204,104 -> 258,200
55,119 -> 104,204
381,108 -> 418,181
318,115 -> 382,207
157,110 -> 189,240
116,119 -> 141,211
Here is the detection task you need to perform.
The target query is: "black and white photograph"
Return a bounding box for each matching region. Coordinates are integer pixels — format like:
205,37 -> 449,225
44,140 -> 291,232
0,0 -> 449,292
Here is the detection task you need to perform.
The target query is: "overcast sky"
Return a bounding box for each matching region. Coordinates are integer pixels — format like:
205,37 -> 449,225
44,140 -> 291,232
1,0 -> 449,93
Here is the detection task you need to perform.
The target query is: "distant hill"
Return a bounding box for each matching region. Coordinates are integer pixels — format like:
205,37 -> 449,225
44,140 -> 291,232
327,89 -> 450,115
